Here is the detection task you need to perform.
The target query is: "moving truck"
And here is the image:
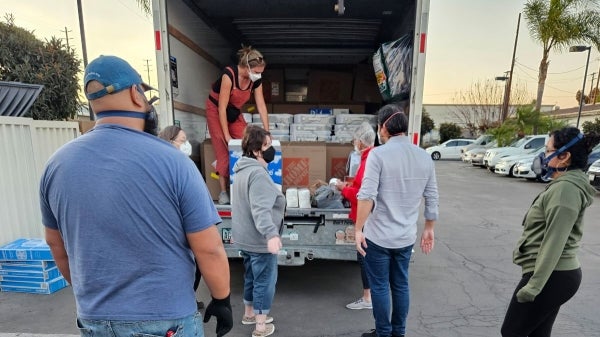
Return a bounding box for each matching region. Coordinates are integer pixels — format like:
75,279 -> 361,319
151,0 -> 430,265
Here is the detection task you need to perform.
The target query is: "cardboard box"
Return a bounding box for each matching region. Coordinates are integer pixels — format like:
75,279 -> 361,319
201,140 -> 221,201
0,239 -> 54,261
0,260 -> 56,269
272,103 -> 314,114
266,68 -> 284,103
0,266 -> 62,281
78,120 -> 96,134
0,276 -> 68,294
326,143 -> 354,180
229,140 -> 283,203
307,70 -> 353,102
280,142 -> 327,191
352,64 -> 383,103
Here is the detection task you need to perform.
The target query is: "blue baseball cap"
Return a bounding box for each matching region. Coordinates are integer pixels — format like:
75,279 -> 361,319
84,55 -> 155,100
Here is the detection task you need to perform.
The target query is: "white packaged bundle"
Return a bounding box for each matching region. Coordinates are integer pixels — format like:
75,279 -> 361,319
286,188 -> 299,208
298,188 -> 311,208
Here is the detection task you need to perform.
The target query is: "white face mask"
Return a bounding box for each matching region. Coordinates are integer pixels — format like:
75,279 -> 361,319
249,69 -> 261,82
179,141 -> 192,156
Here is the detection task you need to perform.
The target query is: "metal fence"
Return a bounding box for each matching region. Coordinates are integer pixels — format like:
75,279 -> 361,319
0,116 -> 79,245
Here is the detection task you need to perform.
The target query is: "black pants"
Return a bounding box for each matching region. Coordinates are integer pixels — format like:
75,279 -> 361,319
501,268 -> 582,337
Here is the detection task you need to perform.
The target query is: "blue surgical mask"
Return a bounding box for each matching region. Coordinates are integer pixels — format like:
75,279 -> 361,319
531,133 -> 583,180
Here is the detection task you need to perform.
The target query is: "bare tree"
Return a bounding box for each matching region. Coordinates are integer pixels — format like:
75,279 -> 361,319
451,79 -> 532,135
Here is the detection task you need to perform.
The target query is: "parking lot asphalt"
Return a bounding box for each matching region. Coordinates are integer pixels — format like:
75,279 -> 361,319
1,161 -> 599,337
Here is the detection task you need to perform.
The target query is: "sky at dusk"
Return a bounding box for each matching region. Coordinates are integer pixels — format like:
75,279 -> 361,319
2,0 -> 599,110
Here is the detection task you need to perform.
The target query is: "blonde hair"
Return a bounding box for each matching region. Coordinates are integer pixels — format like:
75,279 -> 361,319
237,46 -> 266,69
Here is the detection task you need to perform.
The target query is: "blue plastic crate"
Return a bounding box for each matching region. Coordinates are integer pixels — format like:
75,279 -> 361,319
0,276 -> 68,294
0,238 -> 54,261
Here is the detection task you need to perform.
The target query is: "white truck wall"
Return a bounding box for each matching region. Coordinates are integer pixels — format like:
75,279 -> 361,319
154,0 -> 235,144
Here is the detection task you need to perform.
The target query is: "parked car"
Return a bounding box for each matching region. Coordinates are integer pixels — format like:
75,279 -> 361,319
587,158 -> 600,190
469,142 -> 497,167
513,156 -> 550,182
426,139 -> 474,160
494,146 -> 544,177
585,144 -> 600,170
462,138 -> 497,162
483,135 -> 548,171
460,134 -> 494,155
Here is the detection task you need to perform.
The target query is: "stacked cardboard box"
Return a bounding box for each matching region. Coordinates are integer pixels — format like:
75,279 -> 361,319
252,114 -> 293,142
0,238 -> 68,294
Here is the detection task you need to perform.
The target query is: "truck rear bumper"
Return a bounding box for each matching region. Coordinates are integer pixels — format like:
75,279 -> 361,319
223,245 -> 357,266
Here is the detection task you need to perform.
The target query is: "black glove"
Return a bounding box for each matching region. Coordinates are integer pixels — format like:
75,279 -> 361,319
203,294 -> 233,337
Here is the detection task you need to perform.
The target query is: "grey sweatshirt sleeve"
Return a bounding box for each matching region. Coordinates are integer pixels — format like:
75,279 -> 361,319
248,170 -> 280,240
423,161 -> 439,221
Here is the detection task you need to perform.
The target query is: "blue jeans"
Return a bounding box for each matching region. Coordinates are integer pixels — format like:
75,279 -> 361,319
241,250 -> 278,315
76,312 -> 204,337
364,239 -> 413,337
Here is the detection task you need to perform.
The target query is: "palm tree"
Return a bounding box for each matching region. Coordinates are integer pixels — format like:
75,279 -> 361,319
523,0 -> 600,117
135,0 -> 151,15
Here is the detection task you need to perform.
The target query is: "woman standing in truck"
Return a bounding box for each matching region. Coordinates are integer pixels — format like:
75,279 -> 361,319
206,46 -> 270,205
501,127 -> 600,336
231,125 -> 284,337
334,122 -> 376,310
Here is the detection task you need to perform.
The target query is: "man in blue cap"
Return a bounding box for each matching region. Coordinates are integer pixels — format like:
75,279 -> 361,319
40,55 -> 233,337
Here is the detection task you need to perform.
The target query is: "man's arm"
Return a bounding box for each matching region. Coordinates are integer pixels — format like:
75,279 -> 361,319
187,226 -> 230,299
45,228 -> 71,284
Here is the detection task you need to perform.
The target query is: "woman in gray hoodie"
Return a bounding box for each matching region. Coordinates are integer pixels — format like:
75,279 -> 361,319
231,125 -> 285,337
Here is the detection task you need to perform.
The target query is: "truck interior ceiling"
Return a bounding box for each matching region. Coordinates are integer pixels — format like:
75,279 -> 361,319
180,0 -> 416,68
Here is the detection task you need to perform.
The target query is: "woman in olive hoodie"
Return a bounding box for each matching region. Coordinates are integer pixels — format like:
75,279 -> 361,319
231,125 -> 285,337
501,127 -> 600,337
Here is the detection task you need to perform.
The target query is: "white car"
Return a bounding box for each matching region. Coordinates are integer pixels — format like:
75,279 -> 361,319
426,139 -> 474,160
513,155 -> 550,182
587,159 -> 600,190
494,147 -> 544,177
483,135 -> 548,170
462,139 -> 498,162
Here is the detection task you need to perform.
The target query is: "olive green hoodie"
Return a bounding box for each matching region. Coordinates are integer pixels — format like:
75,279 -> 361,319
513,170 -> 596,302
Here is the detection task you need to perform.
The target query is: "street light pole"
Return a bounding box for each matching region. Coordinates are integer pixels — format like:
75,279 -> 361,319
570,45 -> 591,128
495,71 -> 509,122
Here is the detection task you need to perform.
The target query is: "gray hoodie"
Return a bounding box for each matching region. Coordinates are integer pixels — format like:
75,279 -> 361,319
231,156 -> 286,253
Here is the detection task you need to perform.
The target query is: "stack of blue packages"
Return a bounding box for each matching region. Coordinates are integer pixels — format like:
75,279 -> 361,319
0,238 -> 69,294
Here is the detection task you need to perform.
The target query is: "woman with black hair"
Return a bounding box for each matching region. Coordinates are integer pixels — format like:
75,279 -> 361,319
501,127 -> 600,337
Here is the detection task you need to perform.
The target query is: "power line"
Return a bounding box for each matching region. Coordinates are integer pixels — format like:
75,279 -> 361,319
116,0 -> 152,23
515,59 -> 587,75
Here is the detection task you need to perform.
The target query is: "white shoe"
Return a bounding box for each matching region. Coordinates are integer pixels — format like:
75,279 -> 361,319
346,297 -> 372,310
218,191 -> 230,205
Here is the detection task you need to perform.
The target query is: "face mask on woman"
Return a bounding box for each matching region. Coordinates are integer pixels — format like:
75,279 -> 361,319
179,141 -> 192,156
262,146 -> 275,163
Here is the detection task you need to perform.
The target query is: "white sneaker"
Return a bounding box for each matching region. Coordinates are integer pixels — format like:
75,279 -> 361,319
218,191 -> 230,205
346,297 -> 372,310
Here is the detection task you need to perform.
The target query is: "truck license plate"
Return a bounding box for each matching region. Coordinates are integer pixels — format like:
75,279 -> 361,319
221,228 -> 232,244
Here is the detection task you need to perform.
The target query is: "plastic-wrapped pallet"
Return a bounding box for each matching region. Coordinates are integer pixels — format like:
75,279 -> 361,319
290,130 -> 331,141
249,122 -> 290,136
243,113 -> 253,123
293,114 -> 336,125
253,113 -> 293,124
335,114 -> 377,125
271,135 -> 290,142
290,124 -> 332,132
